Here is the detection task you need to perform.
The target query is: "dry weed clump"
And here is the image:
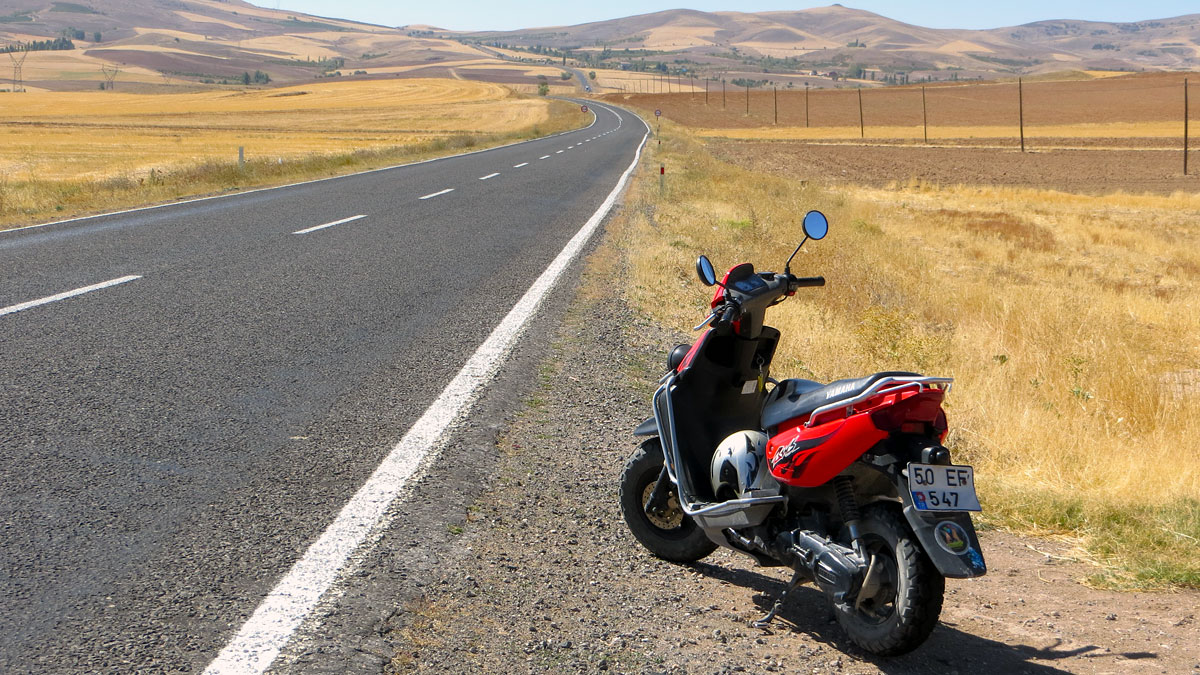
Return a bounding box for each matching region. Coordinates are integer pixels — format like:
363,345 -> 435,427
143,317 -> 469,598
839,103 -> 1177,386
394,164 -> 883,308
616,121 -> 1200,588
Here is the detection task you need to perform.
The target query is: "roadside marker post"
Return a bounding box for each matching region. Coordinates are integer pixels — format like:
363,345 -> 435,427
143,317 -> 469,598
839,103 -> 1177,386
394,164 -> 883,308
659,165 -> 664,195
238,146 -> 245,170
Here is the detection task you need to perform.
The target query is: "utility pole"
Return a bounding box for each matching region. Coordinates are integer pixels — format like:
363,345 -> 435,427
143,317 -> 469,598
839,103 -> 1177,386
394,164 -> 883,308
101,63 -> 120,90
805,82 -> 810,128
8,45 -> 27,93
722,78 -> 726,110
774,86 -> 778,125
745,82 -> 750,115
1186,78 -> 1191,175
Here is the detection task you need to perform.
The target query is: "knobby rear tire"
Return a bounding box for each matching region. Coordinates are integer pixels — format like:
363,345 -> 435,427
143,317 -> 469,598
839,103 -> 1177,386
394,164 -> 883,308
834,503 -> 944,656
618,438 -> 717,563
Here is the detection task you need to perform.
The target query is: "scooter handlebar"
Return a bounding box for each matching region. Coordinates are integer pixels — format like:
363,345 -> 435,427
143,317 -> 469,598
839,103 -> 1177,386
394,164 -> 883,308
789,275 -> 825,289
717,302 -> 740,326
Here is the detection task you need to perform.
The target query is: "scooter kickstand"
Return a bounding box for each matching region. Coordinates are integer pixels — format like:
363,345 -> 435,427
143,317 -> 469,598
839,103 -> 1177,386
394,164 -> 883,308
752,569 -> 805,629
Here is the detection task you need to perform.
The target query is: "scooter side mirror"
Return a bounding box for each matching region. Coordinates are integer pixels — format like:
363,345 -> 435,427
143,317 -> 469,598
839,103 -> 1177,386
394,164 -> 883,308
802,210 -> 829,240
696,255 -> 717,286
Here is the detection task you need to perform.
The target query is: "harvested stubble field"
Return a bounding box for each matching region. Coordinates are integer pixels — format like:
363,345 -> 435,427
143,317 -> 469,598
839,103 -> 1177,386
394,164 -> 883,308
610,94 -> 1200,587
0,78 -> 585,229
711,141 -> 1200,194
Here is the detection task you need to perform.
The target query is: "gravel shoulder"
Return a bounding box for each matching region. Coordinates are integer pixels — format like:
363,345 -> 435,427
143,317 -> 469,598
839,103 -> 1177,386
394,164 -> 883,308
295,220 -> 1200,674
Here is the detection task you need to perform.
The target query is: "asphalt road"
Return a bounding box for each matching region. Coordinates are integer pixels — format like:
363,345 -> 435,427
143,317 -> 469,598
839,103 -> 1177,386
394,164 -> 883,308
0,100 -> 646,672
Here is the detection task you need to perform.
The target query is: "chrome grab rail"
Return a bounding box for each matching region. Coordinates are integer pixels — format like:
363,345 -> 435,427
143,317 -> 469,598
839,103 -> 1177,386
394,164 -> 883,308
804,376 -> 953,428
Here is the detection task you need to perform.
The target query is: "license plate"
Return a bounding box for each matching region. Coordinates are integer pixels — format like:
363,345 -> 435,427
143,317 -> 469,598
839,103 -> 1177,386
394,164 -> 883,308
907,463 -> 981,512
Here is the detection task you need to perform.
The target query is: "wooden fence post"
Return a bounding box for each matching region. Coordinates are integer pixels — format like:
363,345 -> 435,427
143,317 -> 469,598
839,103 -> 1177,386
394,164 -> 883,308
922,86 -> 928,144
1019,77 -> 1026,153
858,88 -> 864,139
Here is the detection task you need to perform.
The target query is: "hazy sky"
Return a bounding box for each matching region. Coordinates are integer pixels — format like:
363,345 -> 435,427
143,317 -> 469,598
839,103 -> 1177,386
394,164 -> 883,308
257,1 -> 1200,32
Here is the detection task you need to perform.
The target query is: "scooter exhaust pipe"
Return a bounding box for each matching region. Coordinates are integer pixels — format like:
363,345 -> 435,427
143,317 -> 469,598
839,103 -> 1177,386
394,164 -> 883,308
779,531 -> 863,604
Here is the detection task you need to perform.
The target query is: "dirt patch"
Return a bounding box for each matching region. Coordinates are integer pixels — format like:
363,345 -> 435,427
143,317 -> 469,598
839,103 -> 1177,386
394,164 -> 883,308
381,228 -> 1200,674
709,140 -> 1200,194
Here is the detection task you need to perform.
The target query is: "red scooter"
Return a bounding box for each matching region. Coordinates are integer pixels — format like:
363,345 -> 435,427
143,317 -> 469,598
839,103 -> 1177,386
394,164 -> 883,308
619,211 -> 985,655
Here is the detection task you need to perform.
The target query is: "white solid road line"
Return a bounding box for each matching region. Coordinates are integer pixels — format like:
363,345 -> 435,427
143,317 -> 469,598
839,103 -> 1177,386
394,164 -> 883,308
513,162 -> 529,168
0,275 -> 142,317
292,215 -> 367,235
203,104 -> 650,675
418,188 -> 455,200
479,173 -> 500,181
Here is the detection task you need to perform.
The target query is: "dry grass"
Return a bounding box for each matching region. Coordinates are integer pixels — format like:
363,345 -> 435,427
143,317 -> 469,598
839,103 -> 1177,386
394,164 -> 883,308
612,119 -> 1200,588
0,79 -> 589,229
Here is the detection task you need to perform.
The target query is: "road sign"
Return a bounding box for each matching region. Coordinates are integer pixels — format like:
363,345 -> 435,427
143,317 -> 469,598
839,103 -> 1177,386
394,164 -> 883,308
655,109 -> 662,117
581,105 -> 588,112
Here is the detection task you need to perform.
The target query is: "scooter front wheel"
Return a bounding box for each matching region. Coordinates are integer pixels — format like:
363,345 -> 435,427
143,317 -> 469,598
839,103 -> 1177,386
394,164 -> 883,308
619,438 -> 717,563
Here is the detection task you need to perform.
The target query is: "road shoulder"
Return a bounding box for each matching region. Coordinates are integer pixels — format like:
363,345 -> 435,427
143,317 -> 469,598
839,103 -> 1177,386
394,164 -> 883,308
285,224 -> 1200,675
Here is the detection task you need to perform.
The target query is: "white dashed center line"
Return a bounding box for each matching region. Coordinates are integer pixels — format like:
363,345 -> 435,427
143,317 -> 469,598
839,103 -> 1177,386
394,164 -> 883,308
556,150 -> 564,154
1,275 -> 142,317
539,155 -> 551,160
419,188 -> 455,200
479,173 -> 500,181
292,214 -> 367,235
513,162 -> 529,168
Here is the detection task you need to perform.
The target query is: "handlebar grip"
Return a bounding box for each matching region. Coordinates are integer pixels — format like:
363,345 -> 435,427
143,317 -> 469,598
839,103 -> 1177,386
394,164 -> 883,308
718,304 -> 739,325
791,276 -> 825,288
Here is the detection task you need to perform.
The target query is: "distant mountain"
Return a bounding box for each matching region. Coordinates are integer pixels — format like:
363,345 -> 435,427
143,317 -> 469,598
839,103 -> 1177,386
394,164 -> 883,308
462,5 -> 1200,79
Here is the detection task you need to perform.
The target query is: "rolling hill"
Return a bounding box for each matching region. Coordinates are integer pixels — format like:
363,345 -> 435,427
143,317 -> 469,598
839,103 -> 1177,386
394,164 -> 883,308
0,0 -> 562,91
462,5 -> 1200,82
2,2 -> 1198,92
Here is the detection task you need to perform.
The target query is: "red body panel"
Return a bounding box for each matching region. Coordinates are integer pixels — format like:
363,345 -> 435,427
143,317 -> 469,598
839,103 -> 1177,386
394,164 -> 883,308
766,386 -> 947,488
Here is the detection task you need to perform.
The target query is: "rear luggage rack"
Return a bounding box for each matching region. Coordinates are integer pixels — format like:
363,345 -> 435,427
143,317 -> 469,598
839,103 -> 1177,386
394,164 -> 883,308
805,376 -> 952,428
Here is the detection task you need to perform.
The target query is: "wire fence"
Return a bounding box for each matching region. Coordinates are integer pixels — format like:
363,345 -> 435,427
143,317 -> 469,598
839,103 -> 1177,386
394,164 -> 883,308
613,72 -> 1196,172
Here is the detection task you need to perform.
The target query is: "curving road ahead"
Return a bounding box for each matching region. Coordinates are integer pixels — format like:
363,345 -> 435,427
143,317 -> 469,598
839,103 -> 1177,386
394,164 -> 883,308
0,100 -> 647,672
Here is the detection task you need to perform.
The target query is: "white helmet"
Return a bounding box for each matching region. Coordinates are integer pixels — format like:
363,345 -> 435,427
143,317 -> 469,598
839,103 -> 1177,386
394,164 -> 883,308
710,430 -> 774,501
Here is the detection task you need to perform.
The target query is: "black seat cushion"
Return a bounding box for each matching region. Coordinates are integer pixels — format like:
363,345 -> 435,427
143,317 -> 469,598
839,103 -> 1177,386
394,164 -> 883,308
761,371 -> 920,430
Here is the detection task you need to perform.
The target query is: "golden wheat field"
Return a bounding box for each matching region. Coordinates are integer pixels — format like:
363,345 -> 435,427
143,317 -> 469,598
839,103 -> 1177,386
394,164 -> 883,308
0,79 -> 551,180
0,78 -> 585,228
614,118 -> 1200,588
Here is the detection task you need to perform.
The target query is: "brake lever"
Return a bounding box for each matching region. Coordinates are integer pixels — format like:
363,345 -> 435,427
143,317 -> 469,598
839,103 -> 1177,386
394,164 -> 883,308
692,310 -> 718,331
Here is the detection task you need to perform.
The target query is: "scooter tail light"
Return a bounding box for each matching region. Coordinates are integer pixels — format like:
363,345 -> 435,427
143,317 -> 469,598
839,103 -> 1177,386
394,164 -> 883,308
870,389 -> 945,432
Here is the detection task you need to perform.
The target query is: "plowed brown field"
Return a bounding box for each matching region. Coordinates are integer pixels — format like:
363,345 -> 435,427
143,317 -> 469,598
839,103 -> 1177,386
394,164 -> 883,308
606,71 -> 1193,131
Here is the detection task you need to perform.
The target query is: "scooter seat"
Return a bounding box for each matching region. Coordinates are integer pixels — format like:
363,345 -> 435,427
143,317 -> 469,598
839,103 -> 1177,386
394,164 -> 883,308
762,371 -> 919,430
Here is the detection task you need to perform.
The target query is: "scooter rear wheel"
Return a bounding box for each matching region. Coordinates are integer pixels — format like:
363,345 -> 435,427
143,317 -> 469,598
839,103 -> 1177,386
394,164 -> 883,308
619,438 -> 717,563
833,503 -> 944,655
